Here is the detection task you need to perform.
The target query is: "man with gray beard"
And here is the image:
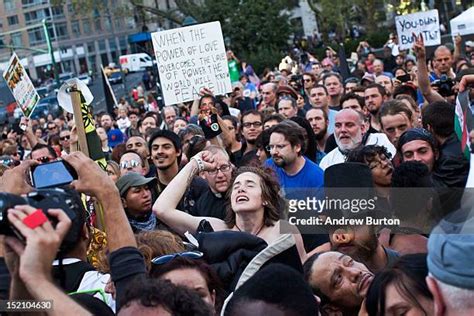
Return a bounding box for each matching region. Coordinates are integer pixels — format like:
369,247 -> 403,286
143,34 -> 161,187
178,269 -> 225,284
319,109 -> 396,170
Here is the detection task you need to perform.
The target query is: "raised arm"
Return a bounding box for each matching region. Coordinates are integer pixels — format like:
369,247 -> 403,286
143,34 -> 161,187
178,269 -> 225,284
64,152 -> 136,251
152,151 -> 227,235
412,33 -> 444,103
453,34 -> 462,63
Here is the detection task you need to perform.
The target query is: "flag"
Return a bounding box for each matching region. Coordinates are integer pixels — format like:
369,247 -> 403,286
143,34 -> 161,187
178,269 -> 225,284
78,91 -> 107,170
338,43 -> 351,81
454,91 -> 471,160
101,65 -> 118,115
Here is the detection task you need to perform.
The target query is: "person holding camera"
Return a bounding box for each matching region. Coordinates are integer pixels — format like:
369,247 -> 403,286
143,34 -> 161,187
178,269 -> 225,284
4,204 -> 91,316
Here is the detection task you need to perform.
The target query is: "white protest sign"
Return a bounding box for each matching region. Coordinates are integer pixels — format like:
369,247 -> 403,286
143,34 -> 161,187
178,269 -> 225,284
395,10 -> 440,50
151,21 -> 232,105
2,52 -> 40,117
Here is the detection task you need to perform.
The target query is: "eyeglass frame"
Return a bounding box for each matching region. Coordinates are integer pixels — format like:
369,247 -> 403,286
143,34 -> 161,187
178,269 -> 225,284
151,251 -> 204,265
206,163 -> 232,175
242,121 -> 263,129
266,143 -> 291,152
120,159 -> 141,169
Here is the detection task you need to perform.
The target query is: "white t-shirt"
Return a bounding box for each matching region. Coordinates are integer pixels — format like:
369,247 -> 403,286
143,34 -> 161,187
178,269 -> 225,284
319,133 -> 396,170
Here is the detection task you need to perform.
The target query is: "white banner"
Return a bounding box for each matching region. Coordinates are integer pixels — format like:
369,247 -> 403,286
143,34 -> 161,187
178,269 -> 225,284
395,10 -> 441,50
2,52 -> 40,117
152,21 -> 232,105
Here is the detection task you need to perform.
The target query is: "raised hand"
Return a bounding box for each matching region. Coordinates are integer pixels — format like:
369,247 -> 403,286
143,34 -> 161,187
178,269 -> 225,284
412,33 -> 426,60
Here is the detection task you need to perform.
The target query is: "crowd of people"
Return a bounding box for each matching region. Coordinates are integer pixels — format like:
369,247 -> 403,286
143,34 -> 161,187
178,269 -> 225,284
0,29 -> 474,316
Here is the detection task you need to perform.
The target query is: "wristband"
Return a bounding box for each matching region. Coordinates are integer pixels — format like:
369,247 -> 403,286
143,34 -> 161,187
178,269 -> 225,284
191,156 -> 204,173
23,209 -> 48,229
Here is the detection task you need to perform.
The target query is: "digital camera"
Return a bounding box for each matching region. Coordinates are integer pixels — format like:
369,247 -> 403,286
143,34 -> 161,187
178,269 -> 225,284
0,188 -> 85,254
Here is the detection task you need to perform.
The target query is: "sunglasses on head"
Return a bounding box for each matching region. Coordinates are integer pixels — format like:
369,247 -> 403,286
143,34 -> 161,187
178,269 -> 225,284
120,159 -> 141,169
0,159 -> 20,167
151,251 -> 204,265
36,156 -> 53,163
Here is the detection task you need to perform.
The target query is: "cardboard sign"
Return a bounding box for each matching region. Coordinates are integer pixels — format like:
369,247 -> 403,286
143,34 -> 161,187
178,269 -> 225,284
152,21 -> 232,105
2,53 -> 40,118
395,10 -> 441,50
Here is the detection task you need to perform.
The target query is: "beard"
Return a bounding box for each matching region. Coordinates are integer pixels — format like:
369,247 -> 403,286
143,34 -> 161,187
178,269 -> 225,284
272,155 -> 287,168
246,138 -> 257,145
331,233 -> 378,264
314,126 -> 328,141
335,133 -> 363,153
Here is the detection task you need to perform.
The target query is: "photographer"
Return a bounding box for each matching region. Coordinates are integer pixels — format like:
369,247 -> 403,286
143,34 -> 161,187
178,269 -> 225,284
4,204 -> 90,316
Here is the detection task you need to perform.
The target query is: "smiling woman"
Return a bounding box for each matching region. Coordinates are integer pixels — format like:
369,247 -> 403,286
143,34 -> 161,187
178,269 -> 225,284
152,150 -> 307,262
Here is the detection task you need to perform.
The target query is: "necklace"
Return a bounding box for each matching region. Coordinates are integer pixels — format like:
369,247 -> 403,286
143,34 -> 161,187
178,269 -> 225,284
235,222 -> 265,236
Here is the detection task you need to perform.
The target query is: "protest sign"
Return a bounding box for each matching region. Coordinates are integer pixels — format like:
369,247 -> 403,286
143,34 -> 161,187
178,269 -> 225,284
395,10 -> 440,50
2,52 -> 40,117
152,21 -> 232,105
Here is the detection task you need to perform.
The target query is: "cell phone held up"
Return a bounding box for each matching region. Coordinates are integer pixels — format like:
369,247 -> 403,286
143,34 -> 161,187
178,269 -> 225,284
30,160 -> 78,189
199,113 -> 222,139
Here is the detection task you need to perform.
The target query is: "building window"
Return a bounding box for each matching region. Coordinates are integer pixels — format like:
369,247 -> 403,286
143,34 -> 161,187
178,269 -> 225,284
24,9 -> 50,25
21,0 -> 48,8
98,39 -> 106,51
95,19 -> 102,32
105,16 -> 112,32
11,33 -> 22,47
7,16 -> 19,26
51,6 -> 64,18
82,18 -> 91,34
28,27 -> 46,45
4,0 -> 15,11
71,20 -> 81,37
55,22 -> 69,40
109,38 -> 117,51
87,42 -> 95,53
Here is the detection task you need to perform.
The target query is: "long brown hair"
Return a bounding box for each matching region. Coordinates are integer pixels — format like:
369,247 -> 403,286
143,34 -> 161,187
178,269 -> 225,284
224,166 -> 283,228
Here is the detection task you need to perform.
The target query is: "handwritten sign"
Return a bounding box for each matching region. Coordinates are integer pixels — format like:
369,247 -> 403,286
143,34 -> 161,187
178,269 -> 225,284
152,21 -> 232,105
395,10 -> 440,50
2,52 -> 40,117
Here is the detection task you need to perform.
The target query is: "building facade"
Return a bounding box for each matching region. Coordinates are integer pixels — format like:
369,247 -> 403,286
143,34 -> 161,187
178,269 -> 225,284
0,0 -> 139,81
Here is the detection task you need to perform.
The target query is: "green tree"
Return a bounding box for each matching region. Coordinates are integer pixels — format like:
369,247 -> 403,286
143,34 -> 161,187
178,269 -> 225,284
53,0 -> 295,74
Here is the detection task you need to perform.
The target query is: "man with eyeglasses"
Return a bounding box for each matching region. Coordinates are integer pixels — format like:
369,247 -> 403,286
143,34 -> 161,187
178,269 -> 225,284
191,145 -> 233,219
267,121 -> 324,195
30,143 -> 58,163
119,150 -> 145,175
46,122 -> 59,138
240,110 -> 264,156
59,129 -> 71,155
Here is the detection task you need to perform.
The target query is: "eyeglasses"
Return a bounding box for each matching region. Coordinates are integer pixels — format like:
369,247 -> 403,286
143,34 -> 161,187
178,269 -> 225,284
60,135 -> 70,141
207,164 -> 231,175
266,143 -> 290,151
0,159 -> 19,167
303,78 -> 313,82
242,121 -> 262,128
37,156 -> 52,163
368,155 -> 390,170
120,159 -> 141,169
151,251 -> 204,265
48,126 -> 57,131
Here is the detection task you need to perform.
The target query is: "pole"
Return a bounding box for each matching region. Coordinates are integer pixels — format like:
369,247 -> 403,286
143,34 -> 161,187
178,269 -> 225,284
42,19 -> 60,87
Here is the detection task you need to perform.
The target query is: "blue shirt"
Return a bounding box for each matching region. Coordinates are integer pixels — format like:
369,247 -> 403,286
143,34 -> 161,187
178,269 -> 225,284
266,157 -> 324,200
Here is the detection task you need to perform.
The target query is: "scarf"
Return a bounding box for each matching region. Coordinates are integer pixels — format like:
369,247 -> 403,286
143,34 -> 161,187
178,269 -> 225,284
128,212 -> 157,232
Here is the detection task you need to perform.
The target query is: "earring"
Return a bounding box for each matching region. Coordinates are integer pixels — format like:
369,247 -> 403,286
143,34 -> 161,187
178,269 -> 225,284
263,201 -> 268,206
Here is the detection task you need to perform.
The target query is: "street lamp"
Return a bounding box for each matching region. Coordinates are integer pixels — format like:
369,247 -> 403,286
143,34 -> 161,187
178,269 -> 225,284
42,18 -> 60,87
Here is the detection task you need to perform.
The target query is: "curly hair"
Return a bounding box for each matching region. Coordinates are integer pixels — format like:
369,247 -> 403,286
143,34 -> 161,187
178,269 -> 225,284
119,277 -> 213,315
224,166 -> 283,228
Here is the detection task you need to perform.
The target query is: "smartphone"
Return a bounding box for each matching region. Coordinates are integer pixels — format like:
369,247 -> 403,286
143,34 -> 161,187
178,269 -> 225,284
396,74 -> 411,83
30,160 -> 78,189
